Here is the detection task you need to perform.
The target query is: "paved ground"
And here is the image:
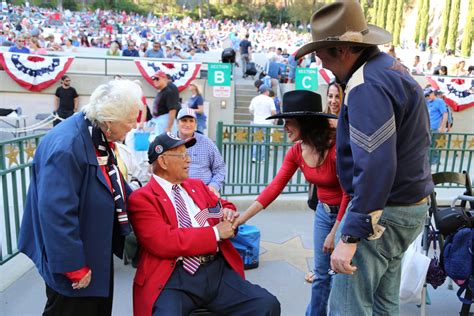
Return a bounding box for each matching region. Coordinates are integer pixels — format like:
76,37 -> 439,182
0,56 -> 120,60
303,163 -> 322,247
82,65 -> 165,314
0,206 -> 468,316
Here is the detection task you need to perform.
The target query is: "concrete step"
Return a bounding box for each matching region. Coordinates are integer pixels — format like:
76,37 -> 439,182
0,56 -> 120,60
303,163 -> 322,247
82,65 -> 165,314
236,100 -> 251,108
234,113 -> 253,121
234,119 -> 251,125
235,92 -> 257,98
234,107 -> 251,114
235,87 -> 257,93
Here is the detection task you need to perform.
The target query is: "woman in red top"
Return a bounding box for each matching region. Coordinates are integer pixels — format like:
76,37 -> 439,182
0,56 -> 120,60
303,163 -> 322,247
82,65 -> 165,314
234,90 -> 350,316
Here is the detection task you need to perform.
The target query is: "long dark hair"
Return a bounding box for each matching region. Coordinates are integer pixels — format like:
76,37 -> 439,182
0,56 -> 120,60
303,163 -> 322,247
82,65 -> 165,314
295,116 -> 335,165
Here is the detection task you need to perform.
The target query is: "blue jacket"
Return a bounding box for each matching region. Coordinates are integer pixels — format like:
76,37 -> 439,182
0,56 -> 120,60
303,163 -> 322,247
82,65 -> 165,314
18,113 -> 128,297
337,50 -> 434,238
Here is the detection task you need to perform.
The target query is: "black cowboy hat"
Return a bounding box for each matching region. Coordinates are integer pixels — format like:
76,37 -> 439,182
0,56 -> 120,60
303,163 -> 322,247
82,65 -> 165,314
266,90 -> 337,120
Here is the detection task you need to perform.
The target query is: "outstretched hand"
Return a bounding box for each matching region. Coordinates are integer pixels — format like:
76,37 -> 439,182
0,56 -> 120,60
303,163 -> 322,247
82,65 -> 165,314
222,208 -> 239,223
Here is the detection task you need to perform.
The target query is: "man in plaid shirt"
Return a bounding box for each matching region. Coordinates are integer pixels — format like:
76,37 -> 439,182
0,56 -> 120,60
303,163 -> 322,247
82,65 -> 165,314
176,108 -> 226,197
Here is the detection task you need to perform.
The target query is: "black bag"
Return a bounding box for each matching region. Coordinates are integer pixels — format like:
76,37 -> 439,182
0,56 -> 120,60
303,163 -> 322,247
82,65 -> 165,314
222,48 -> 236,63
246,62 -> 257,76
307,183 -> 318,211
434,206 -> 472,236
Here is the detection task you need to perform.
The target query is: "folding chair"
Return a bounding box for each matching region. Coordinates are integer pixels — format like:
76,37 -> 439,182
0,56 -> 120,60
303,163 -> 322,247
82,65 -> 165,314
420,171 -> 473,315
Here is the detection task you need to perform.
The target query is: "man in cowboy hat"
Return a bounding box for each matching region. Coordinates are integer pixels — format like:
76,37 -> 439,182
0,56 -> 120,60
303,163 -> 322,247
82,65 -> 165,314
295,1 -> 434,315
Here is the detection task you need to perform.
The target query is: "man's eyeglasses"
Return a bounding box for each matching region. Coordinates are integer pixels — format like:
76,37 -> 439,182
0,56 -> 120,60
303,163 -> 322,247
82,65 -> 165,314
162,153 -> 190,160
152,77 -> 160,81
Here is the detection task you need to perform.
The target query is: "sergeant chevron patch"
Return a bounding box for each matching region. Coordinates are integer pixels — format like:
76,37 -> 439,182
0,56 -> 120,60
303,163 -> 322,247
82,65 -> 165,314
349,115 -> 396,153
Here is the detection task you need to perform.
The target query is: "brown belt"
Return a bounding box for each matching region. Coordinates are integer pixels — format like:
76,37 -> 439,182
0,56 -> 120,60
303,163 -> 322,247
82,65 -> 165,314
386,196 -> 429,207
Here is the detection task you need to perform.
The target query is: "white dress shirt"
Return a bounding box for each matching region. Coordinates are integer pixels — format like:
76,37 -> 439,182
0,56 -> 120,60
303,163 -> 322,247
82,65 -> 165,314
153,175 -> 220,241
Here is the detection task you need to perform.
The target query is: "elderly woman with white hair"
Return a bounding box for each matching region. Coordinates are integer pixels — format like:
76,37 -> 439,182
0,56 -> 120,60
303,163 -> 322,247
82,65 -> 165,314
18,80 -> 141,316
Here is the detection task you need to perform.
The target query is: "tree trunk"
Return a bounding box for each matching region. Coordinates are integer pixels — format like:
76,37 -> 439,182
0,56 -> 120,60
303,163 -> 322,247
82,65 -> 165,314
380,0 -> 389,29
461,0 -> 473,56
393,0 -> 405,46
57,0 -> 63,11
447,0 -> 461,52
198,0 -> 203,19
439,0 -> 452,52
386,0 -> 397,33
419,0 -> 430,45
414,0 -> 424,44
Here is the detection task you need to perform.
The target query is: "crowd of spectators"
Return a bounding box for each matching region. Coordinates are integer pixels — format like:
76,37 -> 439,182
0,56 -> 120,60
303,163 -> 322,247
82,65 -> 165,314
0,3 -> 472,79
0,3 -> 308,61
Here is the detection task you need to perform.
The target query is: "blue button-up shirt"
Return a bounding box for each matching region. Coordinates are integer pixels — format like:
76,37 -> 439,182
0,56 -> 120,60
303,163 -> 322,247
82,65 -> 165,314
186,132 -> 226,191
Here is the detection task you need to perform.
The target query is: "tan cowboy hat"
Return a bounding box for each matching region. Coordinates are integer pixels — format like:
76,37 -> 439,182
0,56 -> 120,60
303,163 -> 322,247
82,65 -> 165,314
295,0 -> 392,60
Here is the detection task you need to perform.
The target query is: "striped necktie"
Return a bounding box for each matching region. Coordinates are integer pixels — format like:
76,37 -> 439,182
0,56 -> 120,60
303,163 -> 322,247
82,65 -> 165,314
172,185 -> 201,274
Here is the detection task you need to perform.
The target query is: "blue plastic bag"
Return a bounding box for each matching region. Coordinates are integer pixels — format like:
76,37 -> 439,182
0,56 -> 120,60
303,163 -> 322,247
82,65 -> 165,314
231,224 -> 260,270
134,131 -> 150,151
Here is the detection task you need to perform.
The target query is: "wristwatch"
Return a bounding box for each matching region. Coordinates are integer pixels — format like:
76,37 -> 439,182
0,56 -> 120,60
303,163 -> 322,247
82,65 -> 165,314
341,234 -> 361,244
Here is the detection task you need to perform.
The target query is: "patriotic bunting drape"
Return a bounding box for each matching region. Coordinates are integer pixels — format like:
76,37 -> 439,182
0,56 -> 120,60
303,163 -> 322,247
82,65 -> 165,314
426,76 -> 474,112
0,52 -> 74,92
135,60 -> 201,92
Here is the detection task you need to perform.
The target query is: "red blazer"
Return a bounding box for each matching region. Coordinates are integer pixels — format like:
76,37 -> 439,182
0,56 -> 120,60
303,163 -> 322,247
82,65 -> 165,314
128,177 -> 245,316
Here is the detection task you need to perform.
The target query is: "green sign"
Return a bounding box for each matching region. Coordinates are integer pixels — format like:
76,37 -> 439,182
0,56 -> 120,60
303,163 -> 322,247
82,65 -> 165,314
295,68 -> 318,91
208,63 -> 232,86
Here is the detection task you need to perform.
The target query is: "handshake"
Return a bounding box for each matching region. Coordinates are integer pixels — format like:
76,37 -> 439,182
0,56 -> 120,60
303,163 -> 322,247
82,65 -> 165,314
215,208 -> 245,240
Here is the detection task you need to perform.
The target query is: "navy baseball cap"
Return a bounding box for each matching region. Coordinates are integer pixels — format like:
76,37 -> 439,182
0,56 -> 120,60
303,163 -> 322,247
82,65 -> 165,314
424,87 -> 434,97
148,132 -> 196,164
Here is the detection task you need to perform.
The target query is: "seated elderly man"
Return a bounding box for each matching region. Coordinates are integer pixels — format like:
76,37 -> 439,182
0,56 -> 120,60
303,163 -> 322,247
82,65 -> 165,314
128,132 -> 280,316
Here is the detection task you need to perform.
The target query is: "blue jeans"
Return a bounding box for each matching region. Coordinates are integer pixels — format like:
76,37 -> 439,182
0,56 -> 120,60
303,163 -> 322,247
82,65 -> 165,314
429,130 -> 441,165
328,202 -> 428,316
151,113 -> 176,136
196,117 -> 207,133
306,202 -> 337,316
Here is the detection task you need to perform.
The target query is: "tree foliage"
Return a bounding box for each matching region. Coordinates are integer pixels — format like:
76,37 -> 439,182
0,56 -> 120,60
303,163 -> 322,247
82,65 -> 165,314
413,0 -> 424,44
439,0 -> 452,52
392,0 -> 405,46
447,0 -> 461,52
385,0 -> 397,33
419,0 -> 430,44
461,0 -> 473,56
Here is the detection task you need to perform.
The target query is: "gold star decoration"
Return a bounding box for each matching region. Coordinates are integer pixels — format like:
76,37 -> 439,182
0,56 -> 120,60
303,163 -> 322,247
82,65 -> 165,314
468,138 -> 474,149
451,137 -> 463,149
253,129 -> 264,142
260,236 -> 314,273
435,136 -> 447,148
271,129 -> 283,143
5,144 -> 19,167
24,141 -> 37,161
234,128 -> 248,142
223,128 -> 230,140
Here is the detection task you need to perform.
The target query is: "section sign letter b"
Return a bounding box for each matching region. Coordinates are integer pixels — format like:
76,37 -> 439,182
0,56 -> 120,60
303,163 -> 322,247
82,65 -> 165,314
208,63 -> 231,86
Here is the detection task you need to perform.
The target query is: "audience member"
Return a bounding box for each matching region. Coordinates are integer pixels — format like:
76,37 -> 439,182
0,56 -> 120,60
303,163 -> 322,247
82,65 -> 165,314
53,75 -> 79,126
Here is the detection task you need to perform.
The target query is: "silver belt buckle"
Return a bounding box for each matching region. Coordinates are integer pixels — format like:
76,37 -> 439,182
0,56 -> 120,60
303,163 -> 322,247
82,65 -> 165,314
322,203 -> 331,214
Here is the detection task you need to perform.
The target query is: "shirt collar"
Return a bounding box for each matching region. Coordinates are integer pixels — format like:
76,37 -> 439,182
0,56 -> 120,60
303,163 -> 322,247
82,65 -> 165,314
153,174 -> 180,197
340,46 -> 381,87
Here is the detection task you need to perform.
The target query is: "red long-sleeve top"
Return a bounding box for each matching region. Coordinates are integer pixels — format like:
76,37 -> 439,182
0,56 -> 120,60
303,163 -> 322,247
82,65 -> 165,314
257,142 -> 350,221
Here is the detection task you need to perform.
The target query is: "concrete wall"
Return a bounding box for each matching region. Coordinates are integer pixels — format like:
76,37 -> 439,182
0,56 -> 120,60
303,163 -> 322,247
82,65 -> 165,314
0,70 -> 235,141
